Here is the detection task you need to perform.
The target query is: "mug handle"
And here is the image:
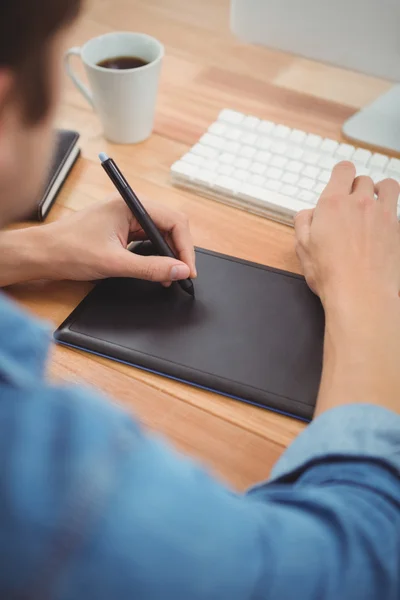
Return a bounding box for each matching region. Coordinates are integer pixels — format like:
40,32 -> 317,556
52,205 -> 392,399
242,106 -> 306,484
64,47 -> 94,107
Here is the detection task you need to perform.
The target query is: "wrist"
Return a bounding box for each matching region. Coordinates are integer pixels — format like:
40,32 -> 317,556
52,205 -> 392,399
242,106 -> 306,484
321,279 -> 399,327
316,289 -> 400,417
0,226 -> 52,286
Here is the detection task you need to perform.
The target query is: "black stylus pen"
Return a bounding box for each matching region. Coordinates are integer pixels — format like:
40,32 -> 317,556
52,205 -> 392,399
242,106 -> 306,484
99,153 -> 194,297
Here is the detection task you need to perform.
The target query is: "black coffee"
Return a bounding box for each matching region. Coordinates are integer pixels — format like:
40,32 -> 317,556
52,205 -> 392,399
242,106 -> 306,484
97,55 -> 149,70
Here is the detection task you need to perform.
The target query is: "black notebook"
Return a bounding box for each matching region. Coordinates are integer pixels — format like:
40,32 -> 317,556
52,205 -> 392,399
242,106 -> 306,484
55,244 -> 325,421
36,129 -> 80,221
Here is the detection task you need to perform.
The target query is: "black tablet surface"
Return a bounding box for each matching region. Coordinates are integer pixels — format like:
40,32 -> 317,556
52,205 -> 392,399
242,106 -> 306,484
55,244 -> 325,421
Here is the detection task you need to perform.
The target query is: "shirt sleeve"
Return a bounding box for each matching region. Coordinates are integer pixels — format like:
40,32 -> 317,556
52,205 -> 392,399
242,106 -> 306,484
1,380 -> 399,600
267,404 -> 400,482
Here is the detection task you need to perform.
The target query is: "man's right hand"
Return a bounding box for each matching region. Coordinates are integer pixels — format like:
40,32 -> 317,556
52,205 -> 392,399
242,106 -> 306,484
294,161 -> 400,312
294,161 -> 400,417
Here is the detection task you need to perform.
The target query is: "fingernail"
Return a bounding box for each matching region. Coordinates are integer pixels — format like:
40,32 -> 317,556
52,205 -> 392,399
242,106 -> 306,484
170,265 -> 190,281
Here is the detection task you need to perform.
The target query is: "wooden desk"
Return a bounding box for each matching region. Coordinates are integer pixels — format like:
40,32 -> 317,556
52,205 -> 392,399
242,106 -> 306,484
8,0 -> 392,490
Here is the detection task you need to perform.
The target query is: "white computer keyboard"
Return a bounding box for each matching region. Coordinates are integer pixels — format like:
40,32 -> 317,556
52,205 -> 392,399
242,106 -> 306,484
171,109 -> 400,226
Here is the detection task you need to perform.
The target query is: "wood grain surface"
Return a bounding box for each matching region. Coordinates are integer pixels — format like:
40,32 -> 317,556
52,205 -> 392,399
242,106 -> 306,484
6,0 -> 392,490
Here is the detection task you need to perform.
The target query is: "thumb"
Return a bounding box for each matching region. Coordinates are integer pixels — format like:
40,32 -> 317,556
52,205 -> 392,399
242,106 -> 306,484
113,250 -> 190,282
294,208 -> 313,249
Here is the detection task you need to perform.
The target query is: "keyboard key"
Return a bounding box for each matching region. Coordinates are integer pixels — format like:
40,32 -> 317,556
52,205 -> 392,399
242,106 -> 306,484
370,170 -> 387,183
270,141 -> 288,155
270,155 -> 288,169
218,164 -> 234,176
266,167 -> 284,180
388,158 -> 400,175
219,152 -> 236,164
302,165 -> 320,179
282,172 -> 299,185
370,153 -> 389,170
214,175 -> 240,193
250,162 -> 267,175
208,122 -> 227,136
303,151 -> 320,165
241,132 -> 258,145
182,153 -> 204,167
298,190 -> 317,204
171,161 -> 198,179
238,184 -> 312,218
201,133 -> 225,150
225,127 -> 243,141
256,136 -> 273,151
234,157 -> 251,169
239,146 -> 257,159
318,170 -> 331,183
287,160 -> 304,174
354,165 -> 370,177
320,138 -> 339,153
298,177 -> 315,190
289,129 -> 307,144
313,182 -> 326,195
352,148 -> 372,165
265,179 -> 283,192
239,183 -> 279,204
239,183 -> 268,203
318,155 -> 339,170
219,109 -> 244,125
286,146 -> 304,160
258,120 -> 275,134
242,116 -> 260,130
222,141 -> 241,154
233,168 -> 250,181
255,151 -> 272,163
191,144 -> 219,159
281,184 -> 299,198
194,169 -> 217,186
274,125 -> 291,139
335,143 -> 355,160
305,134 -> 322,149
203,160 -> 218,172
249,174 -> 266,187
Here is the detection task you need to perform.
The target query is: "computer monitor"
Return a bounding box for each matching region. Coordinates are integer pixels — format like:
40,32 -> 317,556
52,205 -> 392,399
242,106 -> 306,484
231,0 -> 400,154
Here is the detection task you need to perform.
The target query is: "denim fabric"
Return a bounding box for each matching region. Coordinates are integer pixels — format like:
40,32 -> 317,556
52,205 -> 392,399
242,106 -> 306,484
0,292 -> 399,599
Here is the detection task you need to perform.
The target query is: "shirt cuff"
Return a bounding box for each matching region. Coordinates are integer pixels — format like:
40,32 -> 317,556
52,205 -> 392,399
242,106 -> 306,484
269,404 -> 400,482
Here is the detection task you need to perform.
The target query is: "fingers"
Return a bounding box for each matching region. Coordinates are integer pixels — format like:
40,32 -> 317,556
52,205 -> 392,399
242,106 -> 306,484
132,200 -> 197,278
168,220 -> 197,278
375,178 -> 400,214
294,208 -> 314,248
352,175 -> 374,197
320,161 -> 356,199
113,251 -> 190,282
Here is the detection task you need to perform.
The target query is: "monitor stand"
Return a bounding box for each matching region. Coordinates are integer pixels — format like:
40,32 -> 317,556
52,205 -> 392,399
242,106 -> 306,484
342,85 -> 400,155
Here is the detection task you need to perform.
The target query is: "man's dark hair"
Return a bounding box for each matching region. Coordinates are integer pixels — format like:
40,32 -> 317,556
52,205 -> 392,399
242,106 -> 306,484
0,0 -> 82,123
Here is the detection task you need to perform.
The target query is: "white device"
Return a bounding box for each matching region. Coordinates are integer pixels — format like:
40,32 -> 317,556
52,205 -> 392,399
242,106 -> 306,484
231,0 -> 400,155
171,110 -> 400,226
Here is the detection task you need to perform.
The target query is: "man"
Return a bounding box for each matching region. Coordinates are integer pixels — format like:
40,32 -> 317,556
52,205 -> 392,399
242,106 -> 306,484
0,1 -> 399,599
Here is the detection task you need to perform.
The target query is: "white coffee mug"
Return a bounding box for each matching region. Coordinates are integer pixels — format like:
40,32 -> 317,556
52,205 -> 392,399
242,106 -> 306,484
65,32 -> 164,144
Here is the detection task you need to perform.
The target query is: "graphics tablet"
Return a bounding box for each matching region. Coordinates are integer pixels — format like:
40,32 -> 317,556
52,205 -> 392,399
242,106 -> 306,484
55,244 -> 325,421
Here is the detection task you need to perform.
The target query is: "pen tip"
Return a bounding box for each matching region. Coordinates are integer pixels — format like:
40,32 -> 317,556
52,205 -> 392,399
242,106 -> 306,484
99,152 -> 109,163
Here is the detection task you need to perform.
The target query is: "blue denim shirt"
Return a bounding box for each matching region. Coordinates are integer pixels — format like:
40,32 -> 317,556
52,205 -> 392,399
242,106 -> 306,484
0,291 -> 399,599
